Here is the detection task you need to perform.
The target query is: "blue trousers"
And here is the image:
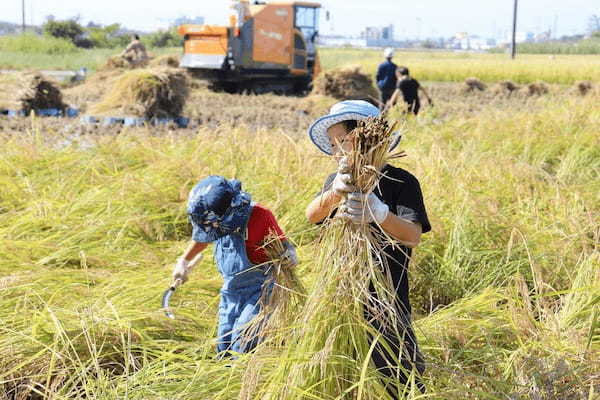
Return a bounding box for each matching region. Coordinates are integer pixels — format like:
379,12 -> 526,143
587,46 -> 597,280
216,288 -> 262,354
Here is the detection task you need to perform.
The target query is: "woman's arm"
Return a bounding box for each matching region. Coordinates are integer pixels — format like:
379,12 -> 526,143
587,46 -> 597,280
379,213 -> 422,248
305,189 -> 342,224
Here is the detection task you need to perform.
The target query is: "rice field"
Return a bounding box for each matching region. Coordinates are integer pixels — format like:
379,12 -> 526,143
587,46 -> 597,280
320,48 -> 600,84
1,52 -> 599,399
2,45 -> 600,85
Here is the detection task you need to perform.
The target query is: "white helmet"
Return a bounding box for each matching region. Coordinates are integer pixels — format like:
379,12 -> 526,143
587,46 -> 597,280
383,48 -> 394,59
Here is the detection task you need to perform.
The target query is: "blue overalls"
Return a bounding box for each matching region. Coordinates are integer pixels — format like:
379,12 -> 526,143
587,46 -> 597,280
213,206 -> 271,354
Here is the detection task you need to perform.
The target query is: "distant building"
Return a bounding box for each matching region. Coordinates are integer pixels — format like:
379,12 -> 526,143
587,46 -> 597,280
445,32 -> 495,51
361,24 -> 396,47
318,35 -> 367,47
173,16 -> 205,26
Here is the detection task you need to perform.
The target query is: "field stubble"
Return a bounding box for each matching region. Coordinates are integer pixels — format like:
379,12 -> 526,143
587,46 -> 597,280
0,73 -> 599,399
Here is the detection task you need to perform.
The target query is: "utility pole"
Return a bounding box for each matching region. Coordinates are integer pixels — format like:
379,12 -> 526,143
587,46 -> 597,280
511,0 -> 518,59
21,0 -> 26,33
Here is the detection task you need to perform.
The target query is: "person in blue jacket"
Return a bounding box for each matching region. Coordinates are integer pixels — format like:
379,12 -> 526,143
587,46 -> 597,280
376,48 -> 398,109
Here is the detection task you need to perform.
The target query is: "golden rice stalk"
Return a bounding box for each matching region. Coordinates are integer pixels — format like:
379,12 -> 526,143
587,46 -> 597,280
244,232 -> 305,346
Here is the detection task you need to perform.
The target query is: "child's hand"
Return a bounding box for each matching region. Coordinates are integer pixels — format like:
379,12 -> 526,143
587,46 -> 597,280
332,157 -> 355,196
280,242 -> 299,268
172,254 -> 202,284
338,192 -> 389,225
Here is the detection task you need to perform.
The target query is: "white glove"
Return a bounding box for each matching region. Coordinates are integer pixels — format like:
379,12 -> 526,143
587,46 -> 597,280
338,192 -> 389,225
172,254 -> 201,284
331,157 -> 355,196
280,241 -> 298,268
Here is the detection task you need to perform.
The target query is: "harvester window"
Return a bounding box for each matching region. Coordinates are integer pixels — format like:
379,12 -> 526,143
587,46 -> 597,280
295,6 -> 319,42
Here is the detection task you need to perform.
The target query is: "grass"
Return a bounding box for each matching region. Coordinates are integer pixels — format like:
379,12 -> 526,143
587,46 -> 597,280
1,82 -> 598,398
0,33 -> 78,55
490,38 -> 600,55
319,48 -> 600,84
3,45 -> 600,85
0,47 -> 181,72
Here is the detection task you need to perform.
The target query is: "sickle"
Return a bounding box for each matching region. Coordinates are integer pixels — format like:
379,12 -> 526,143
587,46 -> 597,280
161,253 -> 203,319
162,279 -> 182,319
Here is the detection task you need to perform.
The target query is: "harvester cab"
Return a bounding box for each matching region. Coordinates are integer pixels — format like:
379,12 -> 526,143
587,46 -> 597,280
178,0 -> 321,94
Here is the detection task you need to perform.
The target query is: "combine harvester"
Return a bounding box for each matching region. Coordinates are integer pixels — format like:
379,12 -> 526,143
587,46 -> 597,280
178,0 -> 321,94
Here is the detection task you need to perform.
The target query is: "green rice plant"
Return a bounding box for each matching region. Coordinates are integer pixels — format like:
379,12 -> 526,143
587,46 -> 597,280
0,33 -> 78,55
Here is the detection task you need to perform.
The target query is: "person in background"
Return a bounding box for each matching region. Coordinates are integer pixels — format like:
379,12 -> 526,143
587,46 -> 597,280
121,34 -> 149,66
387,66 -> 433,115
376,48 -> 398,110
172,176 -> 298,356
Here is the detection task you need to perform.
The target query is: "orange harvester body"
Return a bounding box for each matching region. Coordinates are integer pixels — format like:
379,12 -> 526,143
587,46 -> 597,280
178,1 -> 321,94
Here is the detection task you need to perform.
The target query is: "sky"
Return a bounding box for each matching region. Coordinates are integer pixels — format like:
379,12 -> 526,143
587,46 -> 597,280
1,0 -> 599,39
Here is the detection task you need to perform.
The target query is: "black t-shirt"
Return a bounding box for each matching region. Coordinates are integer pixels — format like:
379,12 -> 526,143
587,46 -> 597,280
397,78 -> 421,105
318,164 -> 431,316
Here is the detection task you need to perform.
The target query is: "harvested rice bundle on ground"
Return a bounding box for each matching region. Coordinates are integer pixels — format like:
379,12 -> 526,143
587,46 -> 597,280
103,55 -> 132,70
17,74 -> 67,114
523,81 -> 549,96
492,80 -> 520,96
297,94 -> 337,116
0,73 -> 21,110
312,66 -> 379,101
251,117 -> 408,400
462,77 -> 486,93
89,68 -> 189,118
574,80 -> 593,96
149,55 -> 181,68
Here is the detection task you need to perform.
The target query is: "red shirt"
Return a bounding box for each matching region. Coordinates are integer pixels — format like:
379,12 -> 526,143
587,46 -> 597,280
245,204 -> 286,265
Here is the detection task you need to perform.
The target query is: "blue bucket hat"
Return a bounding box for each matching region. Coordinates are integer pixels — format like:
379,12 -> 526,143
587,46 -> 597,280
187,176 -> 252,242
308,100 -> 401,155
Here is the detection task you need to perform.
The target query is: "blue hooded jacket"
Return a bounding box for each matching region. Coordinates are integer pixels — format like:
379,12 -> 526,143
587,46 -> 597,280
376,59 -> 398,90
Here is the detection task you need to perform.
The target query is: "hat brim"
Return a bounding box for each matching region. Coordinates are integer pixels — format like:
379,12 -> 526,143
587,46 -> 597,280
308,112 -> 403,156
308,111 -> 373,155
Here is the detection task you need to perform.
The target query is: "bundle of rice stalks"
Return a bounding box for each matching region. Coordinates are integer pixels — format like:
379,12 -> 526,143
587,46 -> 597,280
574,80 -> 593,96
149,55 -> 181,68
312,66 -> 379,101
103,55 -> 132,70
462,77 -> 486,93
250,117 -> 410,400
240,233 -> 306,400
523,81 -> 549,96
17,73 -> 67,114
89,68 -> 189,118
492,80 -> 520,96
245,232 -> 305,345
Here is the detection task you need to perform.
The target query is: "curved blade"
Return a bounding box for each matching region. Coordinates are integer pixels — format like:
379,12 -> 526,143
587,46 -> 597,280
162,287 -> 177,319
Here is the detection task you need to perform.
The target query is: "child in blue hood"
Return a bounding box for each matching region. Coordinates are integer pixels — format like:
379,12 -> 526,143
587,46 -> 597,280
172,175 -> 297,355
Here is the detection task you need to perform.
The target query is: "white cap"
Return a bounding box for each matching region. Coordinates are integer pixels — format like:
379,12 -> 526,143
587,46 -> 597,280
383,48 -> 394,58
